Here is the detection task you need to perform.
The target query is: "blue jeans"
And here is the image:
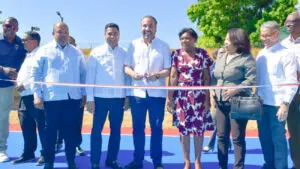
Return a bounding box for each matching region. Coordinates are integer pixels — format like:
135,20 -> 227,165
257,105 -> 288,169
90,97 -> 124,164
129,96 -> 165,165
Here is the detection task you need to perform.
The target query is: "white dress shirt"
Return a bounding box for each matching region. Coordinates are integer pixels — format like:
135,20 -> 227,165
125,37 -> 171,98
256,42 -> 298,106
17,47 -> 39,96
86,43 -> 127,101
281,36 -> 300,71
31,41 -> 87,101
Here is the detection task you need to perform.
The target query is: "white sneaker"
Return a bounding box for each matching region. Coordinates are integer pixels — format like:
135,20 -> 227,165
0,151 -> 9,163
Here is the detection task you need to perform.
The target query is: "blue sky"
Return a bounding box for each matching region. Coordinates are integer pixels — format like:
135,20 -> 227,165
1,0 -> 198,49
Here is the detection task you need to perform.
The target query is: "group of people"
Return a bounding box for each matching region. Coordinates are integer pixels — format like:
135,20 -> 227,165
0,11 -> 299,169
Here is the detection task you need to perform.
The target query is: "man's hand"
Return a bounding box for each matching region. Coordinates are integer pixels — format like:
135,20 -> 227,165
34,98 -> 44,110
87,101 -> 95,114
123,97 -> 130,110
131,72 -> 143,80
80,96 -> 87,108
277,104 -> 289,122
2,67 -> 18,80
147,73 -> 159,81
16,84 -> 25,93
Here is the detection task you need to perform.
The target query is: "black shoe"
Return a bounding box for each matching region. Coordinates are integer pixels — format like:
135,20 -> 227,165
76,146 -> 86,156
44,163 -> 54,169
125,161 -> 143,169
12,155 -> 35,164
55,143 -> 63,152
68,161 -> 78,169
106,160 -> 123,169
154,163 -> 164,169
36,156 -> 45,166
91,164 -> 100,169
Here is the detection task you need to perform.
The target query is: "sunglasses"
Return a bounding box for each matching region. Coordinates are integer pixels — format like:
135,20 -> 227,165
3,24 -> 17,30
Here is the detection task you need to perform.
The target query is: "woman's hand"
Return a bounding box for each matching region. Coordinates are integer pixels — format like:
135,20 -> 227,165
223,89 -> 240,100
166,98 -> 175,114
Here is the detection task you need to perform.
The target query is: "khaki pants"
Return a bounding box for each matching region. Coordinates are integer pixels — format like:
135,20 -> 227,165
0,86 -> 14,152
287,91 -> 300,168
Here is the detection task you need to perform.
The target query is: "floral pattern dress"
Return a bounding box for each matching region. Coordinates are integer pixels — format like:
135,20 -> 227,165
172,48 -> 214,136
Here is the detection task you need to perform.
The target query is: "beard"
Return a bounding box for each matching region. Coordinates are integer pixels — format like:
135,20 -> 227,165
143,31 -> 153,41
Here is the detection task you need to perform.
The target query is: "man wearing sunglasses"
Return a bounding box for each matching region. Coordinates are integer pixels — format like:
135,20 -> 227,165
0,17 -> 26,163
281,11 -> 300,169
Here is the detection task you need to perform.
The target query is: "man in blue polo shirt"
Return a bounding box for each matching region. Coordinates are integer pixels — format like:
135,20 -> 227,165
0,17 -> 26,162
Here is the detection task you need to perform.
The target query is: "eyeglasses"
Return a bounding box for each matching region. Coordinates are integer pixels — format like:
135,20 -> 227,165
285,19 -> 300,26
260,30 -> 278,39
3,24 -> 17,30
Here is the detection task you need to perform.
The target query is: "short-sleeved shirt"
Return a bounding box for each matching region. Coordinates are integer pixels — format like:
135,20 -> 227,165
0,34 -> 26,87
281,36 -> 300,71
125,37 -> 171,98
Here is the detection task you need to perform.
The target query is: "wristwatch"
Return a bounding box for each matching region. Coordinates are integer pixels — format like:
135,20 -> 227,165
155,74 -> 160,80
282,101 -> 290,107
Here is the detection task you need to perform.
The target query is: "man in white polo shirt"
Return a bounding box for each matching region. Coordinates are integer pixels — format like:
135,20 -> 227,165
124,15 -> 171,169
256,21 -> 298,169
281,11 -> 300,169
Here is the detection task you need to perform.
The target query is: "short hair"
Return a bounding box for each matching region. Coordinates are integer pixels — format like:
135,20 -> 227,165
24,31 -> 41,45
142,15 -> 158,25
178,28 -> 198,41
5,17 -> 18,26
261,21 -> 280,31
227,28 -> 251,54
289,11 -> 300,18
104,23 -> 120,32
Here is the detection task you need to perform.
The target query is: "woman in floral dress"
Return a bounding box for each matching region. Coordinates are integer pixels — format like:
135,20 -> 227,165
167,28 -> 214,169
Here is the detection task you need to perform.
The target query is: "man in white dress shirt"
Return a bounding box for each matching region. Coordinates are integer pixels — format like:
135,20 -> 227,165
281,11 -> 300,169
86,23 -> 127,169
256,21 -> 298,169
124,16 -> 171,169
12,31 -> 46,166
31,22 -> 87,169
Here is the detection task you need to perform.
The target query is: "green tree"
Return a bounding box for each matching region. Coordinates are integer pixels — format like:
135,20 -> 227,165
187,0 -> 297,48
250,0 -> 297,47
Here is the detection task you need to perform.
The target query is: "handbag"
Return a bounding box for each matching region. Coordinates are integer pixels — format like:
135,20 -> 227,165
230,96 -> 263,120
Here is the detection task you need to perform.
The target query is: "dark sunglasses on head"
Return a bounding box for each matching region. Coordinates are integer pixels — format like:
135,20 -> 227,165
3,24 -> 17,30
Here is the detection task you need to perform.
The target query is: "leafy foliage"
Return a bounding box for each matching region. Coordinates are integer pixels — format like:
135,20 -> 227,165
187,0 -> 297,48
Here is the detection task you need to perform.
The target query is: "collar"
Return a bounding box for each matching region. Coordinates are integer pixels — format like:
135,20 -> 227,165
141,37 -> 157,46
288,35 -> 300,44
264,41 -> 282,52
104,42 -> 119,51
0,33 -> 22,44
50,40 -> 70,49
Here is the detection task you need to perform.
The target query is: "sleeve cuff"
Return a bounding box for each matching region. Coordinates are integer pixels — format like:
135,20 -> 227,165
33,92 -> 42,98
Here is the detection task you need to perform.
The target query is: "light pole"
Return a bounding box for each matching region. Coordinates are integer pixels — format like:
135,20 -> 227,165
0,10 -> 3,24
56,11 -> 64,22
31,26 -> 40,32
